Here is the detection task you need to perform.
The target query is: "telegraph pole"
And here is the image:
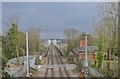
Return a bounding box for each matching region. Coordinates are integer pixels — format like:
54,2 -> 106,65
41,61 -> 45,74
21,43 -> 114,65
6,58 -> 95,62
26,32 -> 30,77
85,35 -> 88,67
84,35 -> 88,78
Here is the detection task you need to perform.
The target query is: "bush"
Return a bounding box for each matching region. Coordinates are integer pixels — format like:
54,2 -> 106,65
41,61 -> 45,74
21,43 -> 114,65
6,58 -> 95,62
68,52 -> 74,64
75,61 -> 83,73
35,57 -> 43,65
2,71 -> 10,78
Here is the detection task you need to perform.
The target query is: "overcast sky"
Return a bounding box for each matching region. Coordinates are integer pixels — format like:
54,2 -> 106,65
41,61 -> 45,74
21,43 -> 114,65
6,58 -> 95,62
2,2 -> 101,39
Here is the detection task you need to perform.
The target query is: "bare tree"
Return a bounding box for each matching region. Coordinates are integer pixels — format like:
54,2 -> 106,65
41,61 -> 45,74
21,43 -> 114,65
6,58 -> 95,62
27,27 -> 41,55
64,28 -> 80,43
92,2 -> 118,77
64,28 -> 80,56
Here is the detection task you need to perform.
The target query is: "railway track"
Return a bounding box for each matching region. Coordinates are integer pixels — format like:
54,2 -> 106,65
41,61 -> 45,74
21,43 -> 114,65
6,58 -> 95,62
54,46 -> 63,77
54,46 -> 70,78
44,43 -> 70,78
45,44 -> 54,77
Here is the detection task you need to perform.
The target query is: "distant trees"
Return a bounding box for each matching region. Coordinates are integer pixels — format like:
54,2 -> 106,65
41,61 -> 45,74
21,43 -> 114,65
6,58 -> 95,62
18,32 -> 26,56
78,32 -> 94,46
64,28 -> 80,43
64,28 -> 80,53
80,32 -> 86,40
63,28 -> 94,56
2,16 -> 42,65
28,27 -> 41,55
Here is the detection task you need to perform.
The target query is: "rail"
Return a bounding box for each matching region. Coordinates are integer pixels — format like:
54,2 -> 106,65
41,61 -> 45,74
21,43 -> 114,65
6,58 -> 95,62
55,44 -> 70,78
44,43 -> 70,78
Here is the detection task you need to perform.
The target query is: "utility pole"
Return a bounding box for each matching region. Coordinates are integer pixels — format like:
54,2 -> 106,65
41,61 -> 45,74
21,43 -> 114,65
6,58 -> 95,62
26,32 -> 30,77
85,35 -> 88,67
84,35 -> 88,78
